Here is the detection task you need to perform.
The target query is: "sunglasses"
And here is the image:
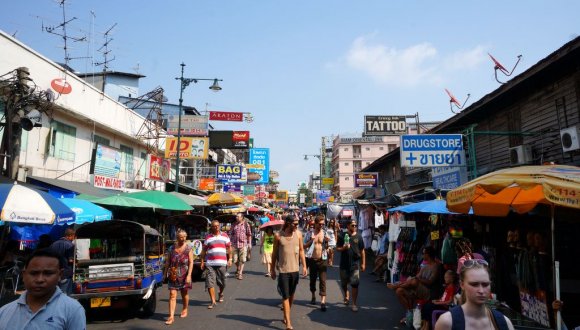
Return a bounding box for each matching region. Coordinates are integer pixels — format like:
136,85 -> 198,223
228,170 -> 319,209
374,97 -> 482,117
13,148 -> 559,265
462,259 -> 488,270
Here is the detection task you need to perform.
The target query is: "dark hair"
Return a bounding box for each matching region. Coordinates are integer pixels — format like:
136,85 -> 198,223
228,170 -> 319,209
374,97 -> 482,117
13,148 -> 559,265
25,248 -> 63,269
423,246 -> 436,258
64,228 -> 75,237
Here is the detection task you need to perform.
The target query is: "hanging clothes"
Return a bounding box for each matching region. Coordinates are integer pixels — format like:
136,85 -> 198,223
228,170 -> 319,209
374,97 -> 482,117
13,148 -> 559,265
375,210 -> 385,227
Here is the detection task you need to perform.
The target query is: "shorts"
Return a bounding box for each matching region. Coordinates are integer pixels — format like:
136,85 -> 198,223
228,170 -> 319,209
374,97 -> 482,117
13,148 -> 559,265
277,272 -> 299,299
232,247 -> 248,264
205,265 -> 226,290
340,268 -> 360,288
262,252 -> 272,264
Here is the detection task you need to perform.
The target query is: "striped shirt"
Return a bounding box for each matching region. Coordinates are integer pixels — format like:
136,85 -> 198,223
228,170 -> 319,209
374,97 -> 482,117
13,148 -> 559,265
203,232 -> 231,267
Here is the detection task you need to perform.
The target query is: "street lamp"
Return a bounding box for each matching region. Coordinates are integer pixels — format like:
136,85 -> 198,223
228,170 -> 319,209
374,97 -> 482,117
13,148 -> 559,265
174,62 -> 222,192
304,154 -> 322,190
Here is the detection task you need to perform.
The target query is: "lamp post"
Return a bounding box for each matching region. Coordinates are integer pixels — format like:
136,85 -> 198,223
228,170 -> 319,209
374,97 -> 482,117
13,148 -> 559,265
304,154 -> 322,191
174,63 -> 222,192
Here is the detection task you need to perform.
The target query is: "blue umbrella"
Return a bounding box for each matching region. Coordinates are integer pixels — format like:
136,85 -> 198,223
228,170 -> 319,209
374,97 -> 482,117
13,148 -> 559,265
59,198 -> 112,225
388,199 -> 472,214
0,182 -> 75,225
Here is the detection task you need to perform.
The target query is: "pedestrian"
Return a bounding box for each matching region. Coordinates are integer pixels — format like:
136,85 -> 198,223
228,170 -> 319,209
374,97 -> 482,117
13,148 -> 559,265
304,214 -> 329,311
420,270 -> 458,330
434,259 -> 514,330
163,229 -> 193,325
49,228 -> 75,295
0,248 -> 86,329
260,226 -> 275,276
336,219 -> 366,312
326,218 -> 338,266
371,224 -> 389,282
270,215 -> 307,330
228,212 -> 252,280
200,220 -> 232,309
303,220 -> 315,278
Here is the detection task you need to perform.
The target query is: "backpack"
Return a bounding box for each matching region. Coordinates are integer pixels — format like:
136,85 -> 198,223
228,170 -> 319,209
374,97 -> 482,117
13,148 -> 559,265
449,306 -> 509,330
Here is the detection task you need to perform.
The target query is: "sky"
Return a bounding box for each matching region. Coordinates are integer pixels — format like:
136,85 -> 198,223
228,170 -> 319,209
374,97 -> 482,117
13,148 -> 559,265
2,1 -> 579,191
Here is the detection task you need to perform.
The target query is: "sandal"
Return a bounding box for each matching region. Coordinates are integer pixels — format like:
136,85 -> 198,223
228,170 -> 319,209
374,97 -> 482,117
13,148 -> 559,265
218,293 -> 224,303
180,310 -> 188,318
343,297 -> 350,305
237,274 -> 243,280
165,317 -> 174,325
207,302 -> 217,309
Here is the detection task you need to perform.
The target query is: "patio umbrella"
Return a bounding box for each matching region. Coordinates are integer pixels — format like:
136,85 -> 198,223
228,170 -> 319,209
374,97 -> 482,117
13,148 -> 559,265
59,198 -> 112,224
168,191 -> 209,206
259,220 -> 284,230
0,182 -> 75,225
207,192 -> 244,205
215,205 -> 246,214
125,191 -> 193,211
91,194 -> 161,209
388,199 -> 469,214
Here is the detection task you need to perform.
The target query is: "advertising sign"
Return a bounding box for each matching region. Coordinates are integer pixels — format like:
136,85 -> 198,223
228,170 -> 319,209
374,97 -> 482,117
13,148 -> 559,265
209,111 -> 244,122
232,131 -> 250,148
275,190 -> 288,202
92,144 -> 122,178
93,174 -> 125,191
316,190 -> 331,203
223,184 -> 242,193
167,115 -> 209,136
198,178 -> 215,190
148,155 -> 171,182
243,185 -> 255,196
165,137 -> 209,159
354,172 -> 379,188
215,164 -> 244,180
400,134 -> 465,168
432,166 -> 468,189
299,193 -> 306,204
248,148 -> 270,184
364,115 -> 407,136
322,177 -> 334,185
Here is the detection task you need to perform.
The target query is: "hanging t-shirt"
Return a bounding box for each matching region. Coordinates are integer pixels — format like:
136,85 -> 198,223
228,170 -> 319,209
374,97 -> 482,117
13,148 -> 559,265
388,213 -> 402,242
375,211 -> 385,227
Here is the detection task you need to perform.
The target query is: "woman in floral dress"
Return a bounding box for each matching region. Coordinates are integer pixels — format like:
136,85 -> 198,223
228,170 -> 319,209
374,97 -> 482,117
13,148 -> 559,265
164,229 -> 194,325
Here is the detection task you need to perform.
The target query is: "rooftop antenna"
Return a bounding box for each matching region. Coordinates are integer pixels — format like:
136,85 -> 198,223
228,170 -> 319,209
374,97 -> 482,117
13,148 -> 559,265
95,23 -> 117,73
488,53 -> 522,84
43,0 -> 87,68
445,88 -> 470,114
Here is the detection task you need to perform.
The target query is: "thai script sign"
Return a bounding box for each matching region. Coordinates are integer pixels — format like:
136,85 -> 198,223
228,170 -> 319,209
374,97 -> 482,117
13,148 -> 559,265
354,172 -> 378,188
167,115 -> 209,136
248,148 -> 270,184
400,134 -> 465,168
198,178 -> 215,190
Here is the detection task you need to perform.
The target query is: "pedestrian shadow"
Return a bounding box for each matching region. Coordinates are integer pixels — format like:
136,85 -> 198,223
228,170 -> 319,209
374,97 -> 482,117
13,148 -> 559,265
216,314 -> 280,329
158,297 -> 207,307
236,297 -> 282,308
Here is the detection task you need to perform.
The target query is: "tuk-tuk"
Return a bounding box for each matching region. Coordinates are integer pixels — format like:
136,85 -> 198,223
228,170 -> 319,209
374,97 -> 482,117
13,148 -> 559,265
70,220 -> 163,317
164,214 -> 210,281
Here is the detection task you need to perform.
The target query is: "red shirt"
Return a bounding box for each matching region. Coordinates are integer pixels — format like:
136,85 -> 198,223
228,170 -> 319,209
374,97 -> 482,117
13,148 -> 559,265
440,284 -> 457,303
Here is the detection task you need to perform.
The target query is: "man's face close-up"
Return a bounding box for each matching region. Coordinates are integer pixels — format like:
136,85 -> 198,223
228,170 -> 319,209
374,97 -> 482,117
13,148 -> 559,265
23,256 -> 62,299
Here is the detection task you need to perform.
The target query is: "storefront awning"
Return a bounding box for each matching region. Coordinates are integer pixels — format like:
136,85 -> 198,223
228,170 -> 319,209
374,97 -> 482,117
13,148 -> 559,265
28,176 -> 116,198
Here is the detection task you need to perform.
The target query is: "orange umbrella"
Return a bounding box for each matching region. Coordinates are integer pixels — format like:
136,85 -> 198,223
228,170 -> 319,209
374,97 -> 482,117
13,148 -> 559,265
446,165 -> 580,216
206,192 -> 244,205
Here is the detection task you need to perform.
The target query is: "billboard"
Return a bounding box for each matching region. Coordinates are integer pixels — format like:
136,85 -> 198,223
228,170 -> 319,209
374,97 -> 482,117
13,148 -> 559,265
316,190 -> 331,203
209,131 -> 250,149
275,190 -> 288,202
198,178 -> 215,190
209,111 -> 244,122
148,155 -> 171,182
400,134 -> 465,168
248,148 -> 270,184
165,137 -> 209,159
91,144 -> 122,178
432,166 -> 468,189
322,177 -> 334,185
364,115 -> 407,136
215,164 -> 244,180
167,115 -> 209,136
354,172 -> 379,188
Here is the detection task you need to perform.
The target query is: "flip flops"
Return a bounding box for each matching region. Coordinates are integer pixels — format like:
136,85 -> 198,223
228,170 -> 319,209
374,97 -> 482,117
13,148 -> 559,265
218,294 -> 224,303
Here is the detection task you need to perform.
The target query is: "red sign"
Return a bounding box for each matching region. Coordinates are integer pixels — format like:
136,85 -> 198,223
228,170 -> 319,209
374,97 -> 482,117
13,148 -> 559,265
232,131 -> 250,147
148,155 -> 171,182
51,78 -> 72,94
93,174 -> 125,191
198,178 -> 215,190
209,111 -> 243,122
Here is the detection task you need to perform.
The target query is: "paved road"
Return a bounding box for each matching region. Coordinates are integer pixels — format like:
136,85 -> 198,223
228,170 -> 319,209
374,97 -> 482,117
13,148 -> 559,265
87,246 -> 406,329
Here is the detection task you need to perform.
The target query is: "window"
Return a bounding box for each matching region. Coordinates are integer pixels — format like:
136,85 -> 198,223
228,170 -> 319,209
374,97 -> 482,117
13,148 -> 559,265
365,147 -> 370,151
379,146 -> 384,150
366,162 -> 370,165
139,152 -> 147,177
20,130 -> 28,151
120,145 -> 134,177
345,177 -> 350,181
344,148 -> 348,151
49,121 -> 76,161
388,144 -> 397,152
344,162 -> 349,166
94,135 -> 110,147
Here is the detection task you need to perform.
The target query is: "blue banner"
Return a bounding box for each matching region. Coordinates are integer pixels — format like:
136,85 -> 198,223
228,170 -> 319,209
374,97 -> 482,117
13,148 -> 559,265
248,148 -> 270,184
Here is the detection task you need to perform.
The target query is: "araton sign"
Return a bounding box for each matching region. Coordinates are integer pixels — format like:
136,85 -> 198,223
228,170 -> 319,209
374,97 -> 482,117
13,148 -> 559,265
364,115 -> 407,136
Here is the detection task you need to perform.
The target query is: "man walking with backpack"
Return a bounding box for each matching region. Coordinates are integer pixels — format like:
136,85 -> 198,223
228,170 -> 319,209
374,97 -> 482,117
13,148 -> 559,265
229,212 -> 252,280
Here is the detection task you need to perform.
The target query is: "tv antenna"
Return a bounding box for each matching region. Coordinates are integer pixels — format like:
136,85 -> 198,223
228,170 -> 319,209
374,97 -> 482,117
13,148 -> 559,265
445,88 -> 470,114
43,0 -> 88,68
94,23 -> 117,73
488,53 -> 522,84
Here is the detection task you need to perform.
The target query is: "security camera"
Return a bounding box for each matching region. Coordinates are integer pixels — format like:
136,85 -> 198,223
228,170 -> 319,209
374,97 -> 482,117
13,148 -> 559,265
21,109 -> 42,131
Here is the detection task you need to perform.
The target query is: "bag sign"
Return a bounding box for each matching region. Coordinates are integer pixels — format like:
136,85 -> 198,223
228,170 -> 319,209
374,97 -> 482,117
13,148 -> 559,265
216,164 -> 243,180
364,115 -> 407,136
400,134 -> 466,168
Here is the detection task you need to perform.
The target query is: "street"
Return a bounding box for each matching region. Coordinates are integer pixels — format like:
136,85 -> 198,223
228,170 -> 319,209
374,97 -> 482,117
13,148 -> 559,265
87,246 -> 405,330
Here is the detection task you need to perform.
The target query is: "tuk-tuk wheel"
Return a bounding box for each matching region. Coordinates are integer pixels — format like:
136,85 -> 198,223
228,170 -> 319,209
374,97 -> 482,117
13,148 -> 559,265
141,289 -> 157,317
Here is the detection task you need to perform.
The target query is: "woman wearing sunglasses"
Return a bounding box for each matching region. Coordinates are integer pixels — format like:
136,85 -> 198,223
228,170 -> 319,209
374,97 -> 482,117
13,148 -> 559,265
435,259 -> 514,330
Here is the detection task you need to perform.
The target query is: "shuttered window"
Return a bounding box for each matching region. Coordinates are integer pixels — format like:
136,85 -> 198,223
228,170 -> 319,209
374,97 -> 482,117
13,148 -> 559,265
49,121 -> 76,161
120,144 -> 134,178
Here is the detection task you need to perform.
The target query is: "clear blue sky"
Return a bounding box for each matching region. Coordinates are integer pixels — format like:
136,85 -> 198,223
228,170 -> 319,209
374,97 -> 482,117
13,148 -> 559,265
2,1 -> 579,190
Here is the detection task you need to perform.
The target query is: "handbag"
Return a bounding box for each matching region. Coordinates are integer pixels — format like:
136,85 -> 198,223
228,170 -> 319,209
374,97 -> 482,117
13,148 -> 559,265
168,266 -> 178,282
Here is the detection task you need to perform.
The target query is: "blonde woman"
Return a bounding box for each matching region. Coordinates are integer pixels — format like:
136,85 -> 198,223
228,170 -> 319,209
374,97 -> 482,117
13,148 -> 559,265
164,229 -> 193,325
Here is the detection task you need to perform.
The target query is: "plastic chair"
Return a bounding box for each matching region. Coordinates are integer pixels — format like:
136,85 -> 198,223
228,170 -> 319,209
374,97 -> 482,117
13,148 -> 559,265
432,310 -> 447,328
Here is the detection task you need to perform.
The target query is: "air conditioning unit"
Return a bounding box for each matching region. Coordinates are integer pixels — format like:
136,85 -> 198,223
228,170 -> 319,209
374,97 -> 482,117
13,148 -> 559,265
509,145 -> 533,165
560,126 -> 580,152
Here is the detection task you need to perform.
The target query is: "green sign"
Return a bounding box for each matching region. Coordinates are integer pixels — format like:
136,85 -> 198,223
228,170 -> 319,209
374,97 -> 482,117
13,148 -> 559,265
243,185 -> 255,196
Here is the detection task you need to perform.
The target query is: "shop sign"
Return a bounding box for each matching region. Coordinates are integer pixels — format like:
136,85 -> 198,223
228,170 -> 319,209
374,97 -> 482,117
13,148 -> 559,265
198,178 -> 215,190
167,115 -> 209,136
93,174 -> 125,191
322,177 -> 334,185
232,131 -> 250,147
242,185 -> 255,196
209,111 -> 244,122
216,164 -> 243,180
245,163 -> 265,170
299,193 -> 305,204
148,155 -> 170,182
354,172 -> 378,188
248,148 -> 270,184
316,190 -> 331,203
92,144 -> 122,178
165,137 -> 208,160
223,183 -> 242,193
364,115 -> 407,136
432,166 -> 468,189
275,190 -> 288,202
51,78 -> 72,94
339,136 -> 384,144
400,134 -> 466,168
